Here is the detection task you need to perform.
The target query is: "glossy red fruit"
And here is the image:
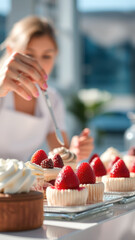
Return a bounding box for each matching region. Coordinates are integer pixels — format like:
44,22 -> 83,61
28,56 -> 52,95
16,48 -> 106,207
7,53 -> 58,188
76,162 -> 95,184
31,149 -> 48,165
90,157 -> 107,177
110,159 -> 130,178
88,154 -> 99,163
108,156 -> 121,173
129,163 -> 135,173
41,158 -> 54,169
53,154 -> 64,168
55,166 -> 80,190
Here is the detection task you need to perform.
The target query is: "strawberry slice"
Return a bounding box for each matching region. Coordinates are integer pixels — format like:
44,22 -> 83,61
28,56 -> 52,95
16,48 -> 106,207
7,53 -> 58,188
110,159 -> 130,178
76,162 -> 95,184
55,166 -> 79,190
90,157 -> 107,177
31,149 -> 48,165
88,154 -> 99,163
53,154 -> 64,168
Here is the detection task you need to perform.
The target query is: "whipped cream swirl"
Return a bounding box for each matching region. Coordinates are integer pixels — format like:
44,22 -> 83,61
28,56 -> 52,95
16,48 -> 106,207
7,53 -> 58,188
0,159 -> 35,194
48,147 -> 77,170
25,161 -> 44,177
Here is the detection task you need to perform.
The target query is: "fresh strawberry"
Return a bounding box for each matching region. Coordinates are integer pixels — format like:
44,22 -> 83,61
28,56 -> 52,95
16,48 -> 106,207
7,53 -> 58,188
76,162 -> 95,184
88,153 -> 99,163
53,154 -> 64,168
31,149 -> 48,165
108,156 -> 120,173
90,157 -> 107,177
55,166 -> 79,190
41,158 -> 54,169
110,159 -> 130,178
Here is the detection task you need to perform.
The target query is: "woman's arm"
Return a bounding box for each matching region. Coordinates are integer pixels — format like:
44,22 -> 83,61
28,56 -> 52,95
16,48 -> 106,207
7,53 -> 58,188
0,52 -> 47,100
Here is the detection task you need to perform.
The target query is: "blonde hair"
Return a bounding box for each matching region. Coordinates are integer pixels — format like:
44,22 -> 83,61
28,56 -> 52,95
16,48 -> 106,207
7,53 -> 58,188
0,16 -> 58,65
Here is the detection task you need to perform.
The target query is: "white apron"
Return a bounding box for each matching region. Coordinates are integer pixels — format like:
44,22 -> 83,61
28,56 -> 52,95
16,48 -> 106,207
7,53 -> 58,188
0,90 -> 51,162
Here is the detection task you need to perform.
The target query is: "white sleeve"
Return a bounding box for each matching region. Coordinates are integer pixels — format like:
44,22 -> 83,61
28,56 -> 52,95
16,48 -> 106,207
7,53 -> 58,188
47,89 -> 66,133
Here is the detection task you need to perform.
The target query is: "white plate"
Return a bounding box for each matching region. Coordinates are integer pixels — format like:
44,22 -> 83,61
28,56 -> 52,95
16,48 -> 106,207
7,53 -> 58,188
104,191 -> 135,197
44,195 -> 122,214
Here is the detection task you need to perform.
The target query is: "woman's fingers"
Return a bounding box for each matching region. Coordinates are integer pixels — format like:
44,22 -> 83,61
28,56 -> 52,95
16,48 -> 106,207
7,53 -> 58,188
7,78 -> 32,101
9,52 -> 48,90
7,69 -> 39,98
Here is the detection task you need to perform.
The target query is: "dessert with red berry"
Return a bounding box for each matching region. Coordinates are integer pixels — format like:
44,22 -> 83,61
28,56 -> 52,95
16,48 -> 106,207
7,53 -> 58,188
102,159 -> 135,192
100,147 -> 122,171
26,149 -> 61,198
46,166 -> 88,206
48,147 -> 77,170
76,162 -> 104,203
123,146 -> 135,170
90,156 -> 107,182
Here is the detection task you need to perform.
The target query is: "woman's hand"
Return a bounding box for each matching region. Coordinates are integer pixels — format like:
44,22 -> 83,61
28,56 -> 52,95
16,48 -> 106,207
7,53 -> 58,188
0,52 -> 48,100
70,128 -> 94,162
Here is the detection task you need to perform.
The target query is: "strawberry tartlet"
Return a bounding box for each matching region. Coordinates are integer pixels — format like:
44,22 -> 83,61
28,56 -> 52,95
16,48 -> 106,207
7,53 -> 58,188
48,147 -> 77,170
76,162 -> 104,203
28,149 -> 63,197
102,159 -> 135,192
90,156 -> 107,182
46,166 -> 88,206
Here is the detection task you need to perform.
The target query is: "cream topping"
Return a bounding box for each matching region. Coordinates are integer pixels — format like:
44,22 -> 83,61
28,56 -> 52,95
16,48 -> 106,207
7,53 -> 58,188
43,168 -> 61,182
100,147 -> 122,162
25,161 -> 44,177
0,159 -> 35,194
48,147 -> 77,164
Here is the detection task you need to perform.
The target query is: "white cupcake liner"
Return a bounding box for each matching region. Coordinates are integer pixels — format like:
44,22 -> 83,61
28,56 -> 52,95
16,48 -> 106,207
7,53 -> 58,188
102,176 -> 135,192
80,182 -> 104,204
46,187 -> 88,206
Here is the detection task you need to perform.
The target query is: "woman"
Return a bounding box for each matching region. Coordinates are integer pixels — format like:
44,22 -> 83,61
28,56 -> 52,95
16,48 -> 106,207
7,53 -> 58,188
0,16 -> 94,161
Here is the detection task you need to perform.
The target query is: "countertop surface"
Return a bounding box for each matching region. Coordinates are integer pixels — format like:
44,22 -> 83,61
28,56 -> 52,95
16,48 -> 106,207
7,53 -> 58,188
1,199 -> 135,240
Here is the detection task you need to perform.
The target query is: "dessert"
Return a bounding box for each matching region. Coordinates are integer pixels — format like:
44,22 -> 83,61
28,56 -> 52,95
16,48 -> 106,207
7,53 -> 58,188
123,146 -> 135,170
76,162 -> 104,203
102,159 -> 135,192
31,149 -> 61,184
0,159 -> 43,232
48,147 -> 77,170
90,156 -> 107,182
100,147 -> 122,171
46,166 -> 88,206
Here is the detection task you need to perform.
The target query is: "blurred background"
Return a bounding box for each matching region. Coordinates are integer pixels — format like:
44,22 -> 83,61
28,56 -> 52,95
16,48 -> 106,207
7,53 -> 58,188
0,0 -> 135,155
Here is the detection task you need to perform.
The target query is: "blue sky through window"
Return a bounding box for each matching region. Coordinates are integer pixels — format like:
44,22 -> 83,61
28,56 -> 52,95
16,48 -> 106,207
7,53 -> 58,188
78,0 -> 135,12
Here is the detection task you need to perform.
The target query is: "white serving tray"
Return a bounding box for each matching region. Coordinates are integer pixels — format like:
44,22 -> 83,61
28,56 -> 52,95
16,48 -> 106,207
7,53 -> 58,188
104,191 -> 135,204
43,195 -> 122,220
